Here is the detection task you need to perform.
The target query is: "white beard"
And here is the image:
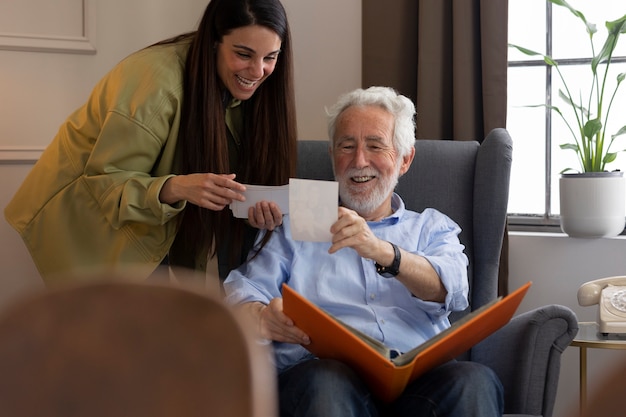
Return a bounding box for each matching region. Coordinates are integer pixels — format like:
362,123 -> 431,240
337,164 -> 400,216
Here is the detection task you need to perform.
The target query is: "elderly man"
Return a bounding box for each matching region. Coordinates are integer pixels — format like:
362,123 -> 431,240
224,86 -> 503,417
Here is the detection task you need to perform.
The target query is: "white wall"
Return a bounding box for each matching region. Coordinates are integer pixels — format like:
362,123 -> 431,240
1,1 -> 619,416
283,0 -> 362,140
509,232 -> 626,417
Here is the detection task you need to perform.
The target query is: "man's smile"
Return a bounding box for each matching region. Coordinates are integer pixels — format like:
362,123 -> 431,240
351,175 -> 376,183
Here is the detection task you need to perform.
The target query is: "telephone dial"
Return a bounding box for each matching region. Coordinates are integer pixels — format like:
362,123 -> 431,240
578,276 -> 626,335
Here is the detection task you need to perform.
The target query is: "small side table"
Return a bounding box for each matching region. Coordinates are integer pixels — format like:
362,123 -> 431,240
570,321 -> 626,415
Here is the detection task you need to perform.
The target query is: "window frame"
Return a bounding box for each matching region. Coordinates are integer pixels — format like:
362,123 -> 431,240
506,1 -> 626,234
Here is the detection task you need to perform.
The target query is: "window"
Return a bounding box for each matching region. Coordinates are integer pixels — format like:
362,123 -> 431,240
507,0 -> 626,231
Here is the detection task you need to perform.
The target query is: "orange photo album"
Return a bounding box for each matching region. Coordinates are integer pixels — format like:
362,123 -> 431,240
282,281 -> 532,402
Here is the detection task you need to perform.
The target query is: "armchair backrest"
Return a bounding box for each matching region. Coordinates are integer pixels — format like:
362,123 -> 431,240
296,128 -> 513,317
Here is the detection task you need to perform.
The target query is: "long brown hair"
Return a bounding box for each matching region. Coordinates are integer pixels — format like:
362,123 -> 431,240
170,0 -> 297,273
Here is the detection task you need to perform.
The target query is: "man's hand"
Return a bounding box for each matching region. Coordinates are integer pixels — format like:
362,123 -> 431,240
328,207 -> 446,302
249,299 -> 310,345
328,207 -> 389,261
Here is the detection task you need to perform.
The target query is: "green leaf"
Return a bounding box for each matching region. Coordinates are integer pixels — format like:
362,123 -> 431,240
558,89 -> 589,119
508,44 -> 540,56
603,152 -> 618,164
583,118 -> 602,139
606,14 -> 626,35
592,34 -> 618,71
549,0 -> 597,36
612,125 -> 626,139
508,44 -> 558,66
523,103 -> 564,116
592,16 -> 626,71
560,143 -> 580,151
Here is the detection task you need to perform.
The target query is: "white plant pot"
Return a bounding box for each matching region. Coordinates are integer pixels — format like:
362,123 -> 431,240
559,172 -> 626,238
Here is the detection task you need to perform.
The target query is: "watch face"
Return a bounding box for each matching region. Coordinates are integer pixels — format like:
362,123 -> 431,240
375,263 -> 399,278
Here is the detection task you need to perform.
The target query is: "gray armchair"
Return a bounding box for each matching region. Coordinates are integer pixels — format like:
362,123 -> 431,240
296,128 -> 578,417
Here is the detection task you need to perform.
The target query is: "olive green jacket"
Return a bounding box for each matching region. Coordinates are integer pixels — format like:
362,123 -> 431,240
4,42 -> 192,283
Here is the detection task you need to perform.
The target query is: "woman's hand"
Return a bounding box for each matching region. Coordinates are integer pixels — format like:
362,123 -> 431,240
247,201 -> 283,230
160,173 -> 246,210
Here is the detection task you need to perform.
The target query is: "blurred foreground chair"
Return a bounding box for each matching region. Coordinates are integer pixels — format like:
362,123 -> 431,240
576,354 -> 626,417
0,278 -> 277,417
297,128 -> 578,417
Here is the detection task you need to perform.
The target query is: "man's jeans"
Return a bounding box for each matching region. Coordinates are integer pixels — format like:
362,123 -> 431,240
278,358 -> 504,417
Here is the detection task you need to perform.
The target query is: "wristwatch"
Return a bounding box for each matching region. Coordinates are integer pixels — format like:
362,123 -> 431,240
375,241 -> 401,278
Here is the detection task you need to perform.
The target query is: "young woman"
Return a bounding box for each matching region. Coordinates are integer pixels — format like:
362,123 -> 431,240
4,0 -> 297,284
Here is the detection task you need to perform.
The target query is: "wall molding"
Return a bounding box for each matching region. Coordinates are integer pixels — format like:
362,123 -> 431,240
0,0 -> 96,55
0,147 -> 43,164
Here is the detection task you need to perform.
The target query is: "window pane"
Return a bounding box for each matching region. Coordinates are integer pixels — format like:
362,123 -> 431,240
508,0 -> 546,60
550,62 -> 626,214
507,0 -> 626,220
553,0 -> 626,59
507,67 -> 547,215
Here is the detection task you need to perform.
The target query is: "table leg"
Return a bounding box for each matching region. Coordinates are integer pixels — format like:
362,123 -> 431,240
579,346 -> 587,416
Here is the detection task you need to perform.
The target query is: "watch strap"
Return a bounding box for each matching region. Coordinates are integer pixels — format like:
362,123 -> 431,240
375,242 -> 401,277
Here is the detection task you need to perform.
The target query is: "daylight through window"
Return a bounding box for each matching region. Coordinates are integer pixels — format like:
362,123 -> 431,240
507,0 -> 626,230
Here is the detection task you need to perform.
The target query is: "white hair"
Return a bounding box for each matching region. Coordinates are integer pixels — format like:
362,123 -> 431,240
326,86 -> 416,158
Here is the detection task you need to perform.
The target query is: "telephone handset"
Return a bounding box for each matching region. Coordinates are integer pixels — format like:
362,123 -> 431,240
578,276 -> 626,335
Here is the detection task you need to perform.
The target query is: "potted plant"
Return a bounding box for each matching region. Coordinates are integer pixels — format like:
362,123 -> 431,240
510,0 -> 626,238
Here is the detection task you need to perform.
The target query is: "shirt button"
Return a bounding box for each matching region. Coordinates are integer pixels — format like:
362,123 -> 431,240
380,319 -> 386,324
370,293 -> 376,300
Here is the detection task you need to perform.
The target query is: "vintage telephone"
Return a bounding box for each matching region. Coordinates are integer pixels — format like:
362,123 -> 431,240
578,275 -> 626,335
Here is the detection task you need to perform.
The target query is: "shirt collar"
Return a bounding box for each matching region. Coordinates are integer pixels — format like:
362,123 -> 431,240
384,193 -> 404,224
363,193 -> 404,225
227,98 -> 242,109
220,87 -> 242,109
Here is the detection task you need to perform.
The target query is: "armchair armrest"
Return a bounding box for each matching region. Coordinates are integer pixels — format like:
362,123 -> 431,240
470,305 -> 578,417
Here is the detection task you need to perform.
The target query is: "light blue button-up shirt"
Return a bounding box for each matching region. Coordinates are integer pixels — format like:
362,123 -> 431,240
224,193 -> 469,372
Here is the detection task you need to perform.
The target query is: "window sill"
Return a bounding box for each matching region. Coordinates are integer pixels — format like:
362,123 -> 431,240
507,215 -> 626,237
509,230 -> 626,240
